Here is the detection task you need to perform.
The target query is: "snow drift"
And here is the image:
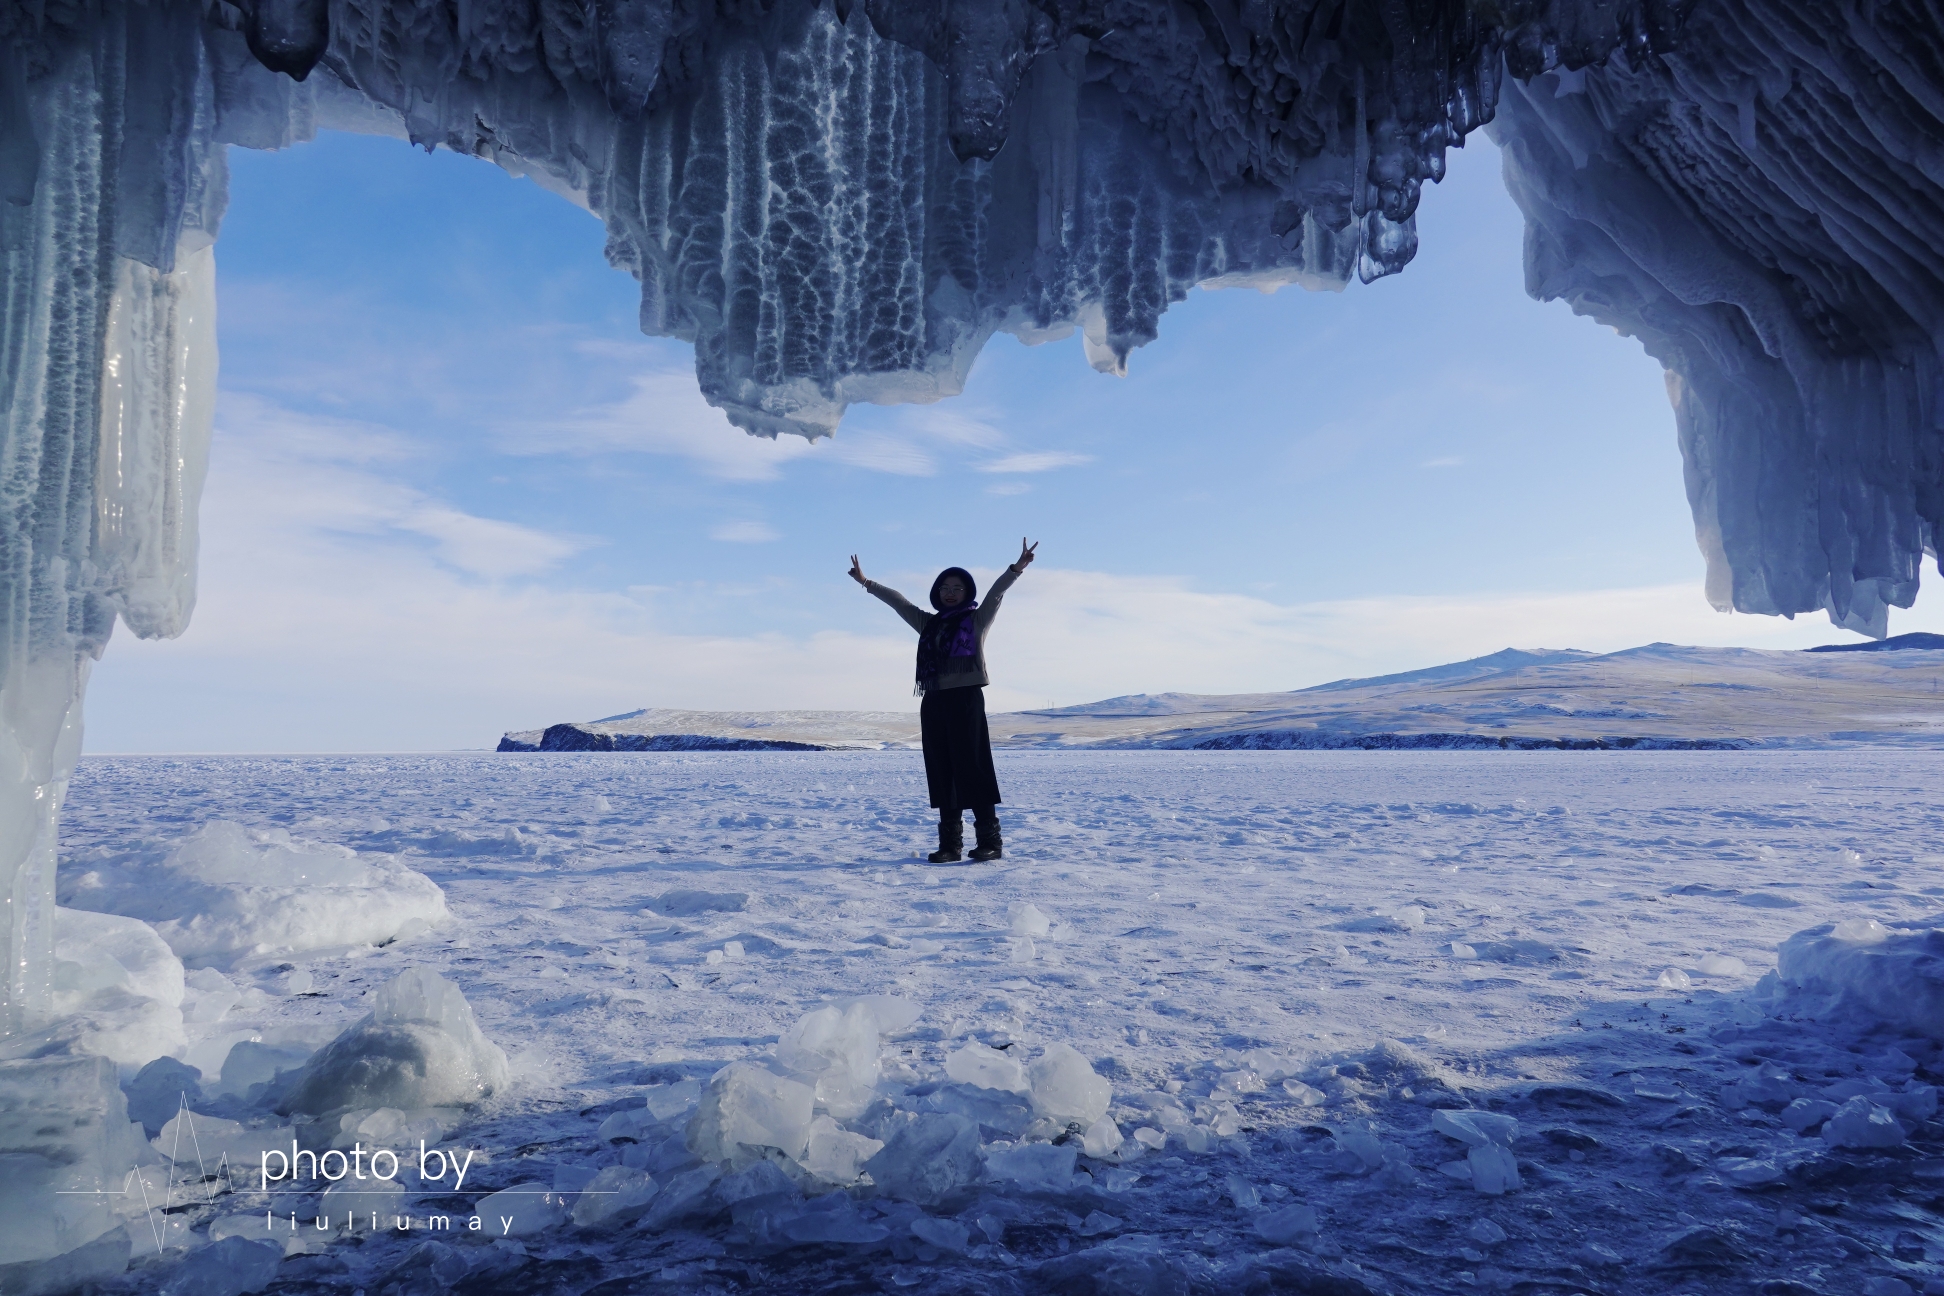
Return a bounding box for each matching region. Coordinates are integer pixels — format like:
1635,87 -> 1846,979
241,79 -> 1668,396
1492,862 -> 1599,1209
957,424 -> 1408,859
1775,915 -> 1944,1039
57,821 -> 448,965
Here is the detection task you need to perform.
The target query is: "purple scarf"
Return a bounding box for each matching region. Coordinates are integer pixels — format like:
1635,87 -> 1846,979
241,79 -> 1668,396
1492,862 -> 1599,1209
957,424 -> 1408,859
915,602 -> 979,693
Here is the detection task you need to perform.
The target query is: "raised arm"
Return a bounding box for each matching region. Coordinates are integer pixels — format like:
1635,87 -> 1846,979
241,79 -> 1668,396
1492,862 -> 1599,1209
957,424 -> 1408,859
850,554 -> 931,634
975,538 -> 1036,630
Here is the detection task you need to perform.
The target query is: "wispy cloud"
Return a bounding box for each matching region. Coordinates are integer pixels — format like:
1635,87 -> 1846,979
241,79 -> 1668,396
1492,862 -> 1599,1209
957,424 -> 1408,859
822,432 -> 936,476
214,395 -> 585,580
508,369 -> 816,482
400,505 -> 587,578
897,407 -> 1006,448
979,450 -> 1094,474
711,520 -> 781,544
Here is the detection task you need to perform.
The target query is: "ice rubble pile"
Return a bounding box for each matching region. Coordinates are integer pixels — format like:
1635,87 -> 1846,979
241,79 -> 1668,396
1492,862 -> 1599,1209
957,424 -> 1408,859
57,820 -> 449,964
0,967 -> 506,1283
570,995 -> 1124,1239
1691,913 -> 1944,1154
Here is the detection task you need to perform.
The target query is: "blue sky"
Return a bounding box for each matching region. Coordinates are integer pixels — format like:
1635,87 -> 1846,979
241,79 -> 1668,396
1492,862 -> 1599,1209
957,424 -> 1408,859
83,128 -> 1942,751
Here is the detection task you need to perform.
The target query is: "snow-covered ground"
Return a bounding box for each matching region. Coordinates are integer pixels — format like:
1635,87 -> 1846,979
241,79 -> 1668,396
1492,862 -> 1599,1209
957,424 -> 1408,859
56,750 -> 1944,1294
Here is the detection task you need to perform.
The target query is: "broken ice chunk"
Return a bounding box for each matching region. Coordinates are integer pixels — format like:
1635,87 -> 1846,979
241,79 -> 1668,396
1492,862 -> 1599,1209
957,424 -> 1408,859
1467,1219 -> 1506,1244
778,1002 -> 883,1118
277,967 -> 509,1114
643,1078 -> 703,1123
1224,1173 -> 1261,1210
1467,1144 -> 1521,1195
1832,918 -> 1891,944
984,1141 -> 1078,1192
1697,952 -> 1747,976
1282,1079 -> 1325,1106
1008,937 -> 1037,963
1721,1061 -> 1798,1111
1081,1115 -> 1124,1158
1657,968 -> 1692,990
1027,1043 -> 1112,1126
1449,942 -> 1478,960
475,1183 -> 569,1236
686,1062 -> 816,1161
862,1111 -> 982,1203
1131,1127 -> 1166,1150
800,1115 -> 885,1185
152,1110 -> 293,1168
1432,1109 -> 1518,1149
1253,1204 -> 1319,1244
1009,903 -> 1051,938
1821,1096 -> 1906,1149
945,1041 -> 1030,1094
1714,1156 -> 1786,1186
570,1165 -> 658,1228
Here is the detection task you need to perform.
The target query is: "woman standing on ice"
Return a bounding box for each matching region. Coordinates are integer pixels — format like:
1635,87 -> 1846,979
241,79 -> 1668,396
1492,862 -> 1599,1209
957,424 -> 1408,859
849,539 -> 1037,863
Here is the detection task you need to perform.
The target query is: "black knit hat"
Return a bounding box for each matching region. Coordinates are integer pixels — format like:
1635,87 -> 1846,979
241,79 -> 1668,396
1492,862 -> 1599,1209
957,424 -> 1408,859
928,567 -> 978,611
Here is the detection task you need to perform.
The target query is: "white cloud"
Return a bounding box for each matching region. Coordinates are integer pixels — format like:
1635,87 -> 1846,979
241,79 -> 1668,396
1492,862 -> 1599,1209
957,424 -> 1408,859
399,505 -> 586,578
514,369 -> 816,482
896,407 -> 1006,448
711,520 -> 781,544
979,450 -> 1094,474
823,432 -> 936,476
505,368 -> 945,480
986,482 -> 1032,497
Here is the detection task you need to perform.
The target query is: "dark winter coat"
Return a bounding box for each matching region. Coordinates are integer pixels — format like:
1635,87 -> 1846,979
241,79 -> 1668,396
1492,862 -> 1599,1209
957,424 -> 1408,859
865,565 -> 1021,693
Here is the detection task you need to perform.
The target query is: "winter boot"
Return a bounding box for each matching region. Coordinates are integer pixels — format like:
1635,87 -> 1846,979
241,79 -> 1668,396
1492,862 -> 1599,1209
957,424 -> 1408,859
969,811 -> 1003,862
928,816 -> 964,864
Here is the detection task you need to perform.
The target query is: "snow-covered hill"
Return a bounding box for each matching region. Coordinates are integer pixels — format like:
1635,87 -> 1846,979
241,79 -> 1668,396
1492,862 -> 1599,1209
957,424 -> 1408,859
501,641 -> 1944,753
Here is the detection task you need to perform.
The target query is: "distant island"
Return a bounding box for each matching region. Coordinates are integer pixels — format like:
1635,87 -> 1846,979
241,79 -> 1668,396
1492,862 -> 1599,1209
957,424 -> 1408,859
498,638 -> 1944,754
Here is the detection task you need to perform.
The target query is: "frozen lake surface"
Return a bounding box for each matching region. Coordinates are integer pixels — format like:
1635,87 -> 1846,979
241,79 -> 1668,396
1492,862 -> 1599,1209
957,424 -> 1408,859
63,750 -> 1944,1294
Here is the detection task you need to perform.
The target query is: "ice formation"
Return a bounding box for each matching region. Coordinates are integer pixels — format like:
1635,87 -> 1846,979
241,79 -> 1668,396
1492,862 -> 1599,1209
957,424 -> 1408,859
1490,4 -> 1944,637
274,966 -> 510,1115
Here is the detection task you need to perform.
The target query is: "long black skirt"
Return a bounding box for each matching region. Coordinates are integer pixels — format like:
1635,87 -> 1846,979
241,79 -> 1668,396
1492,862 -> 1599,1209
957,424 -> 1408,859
920,686 -> 1001,812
